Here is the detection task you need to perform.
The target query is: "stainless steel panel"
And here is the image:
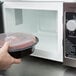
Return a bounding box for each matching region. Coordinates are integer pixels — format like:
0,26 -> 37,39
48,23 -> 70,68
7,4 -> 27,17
64,57 -> 76,67
63,3 -> 76,67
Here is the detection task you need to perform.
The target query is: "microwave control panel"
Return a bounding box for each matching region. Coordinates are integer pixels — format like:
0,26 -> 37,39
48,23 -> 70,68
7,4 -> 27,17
64,3 -> 76,58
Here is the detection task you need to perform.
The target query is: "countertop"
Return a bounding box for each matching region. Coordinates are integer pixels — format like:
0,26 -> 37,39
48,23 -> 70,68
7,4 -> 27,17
0,56 -> 76,76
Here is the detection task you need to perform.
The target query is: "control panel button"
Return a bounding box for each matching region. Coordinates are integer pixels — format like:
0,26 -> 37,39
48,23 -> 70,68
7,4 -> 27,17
66,20 -> 76,31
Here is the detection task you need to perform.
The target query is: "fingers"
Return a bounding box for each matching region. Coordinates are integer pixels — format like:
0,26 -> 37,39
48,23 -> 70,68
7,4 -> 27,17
1,42 -> 9,52
14,59 -> 21,64
1,42 -> 21,64
12,58 -> 21,64
2,42 -> 21,64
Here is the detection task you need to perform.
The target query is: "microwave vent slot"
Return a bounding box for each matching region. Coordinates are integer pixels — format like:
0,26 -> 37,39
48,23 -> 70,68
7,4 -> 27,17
15,9 -> 23,25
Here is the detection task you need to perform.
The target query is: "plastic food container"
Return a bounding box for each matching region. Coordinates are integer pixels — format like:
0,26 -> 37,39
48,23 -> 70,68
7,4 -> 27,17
0,33 -> 39,58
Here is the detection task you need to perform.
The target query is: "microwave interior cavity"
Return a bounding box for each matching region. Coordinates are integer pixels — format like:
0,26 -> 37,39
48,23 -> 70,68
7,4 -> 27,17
3,7 -> 62,61
4,9 -> 58,48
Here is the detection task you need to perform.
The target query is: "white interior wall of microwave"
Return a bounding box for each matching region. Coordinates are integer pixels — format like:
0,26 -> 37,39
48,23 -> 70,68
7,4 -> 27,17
3,2 -> 63,62
4,9 -> 58,54
23,10 -> 58,52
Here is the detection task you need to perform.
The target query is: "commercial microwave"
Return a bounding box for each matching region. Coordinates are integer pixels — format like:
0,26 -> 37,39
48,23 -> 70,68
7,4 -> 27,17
1,0 -> 76,68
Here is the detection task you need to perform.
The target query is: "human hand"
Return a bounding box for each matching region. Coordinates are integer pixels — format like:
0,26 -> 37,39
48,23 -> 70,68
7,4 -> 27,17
0,42 -> 21,70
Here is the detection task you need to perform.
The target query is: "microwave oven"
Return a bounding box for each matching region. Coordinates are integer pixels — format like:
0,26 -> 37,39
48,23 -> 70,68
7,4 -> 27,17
2,1 -> 63,62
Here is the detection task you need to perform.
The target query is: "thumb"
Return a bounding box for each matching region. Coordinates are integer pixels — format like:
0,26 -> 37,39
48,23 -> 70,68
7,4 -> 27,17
13,59 -> 21,64
1,42 -> 9,52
